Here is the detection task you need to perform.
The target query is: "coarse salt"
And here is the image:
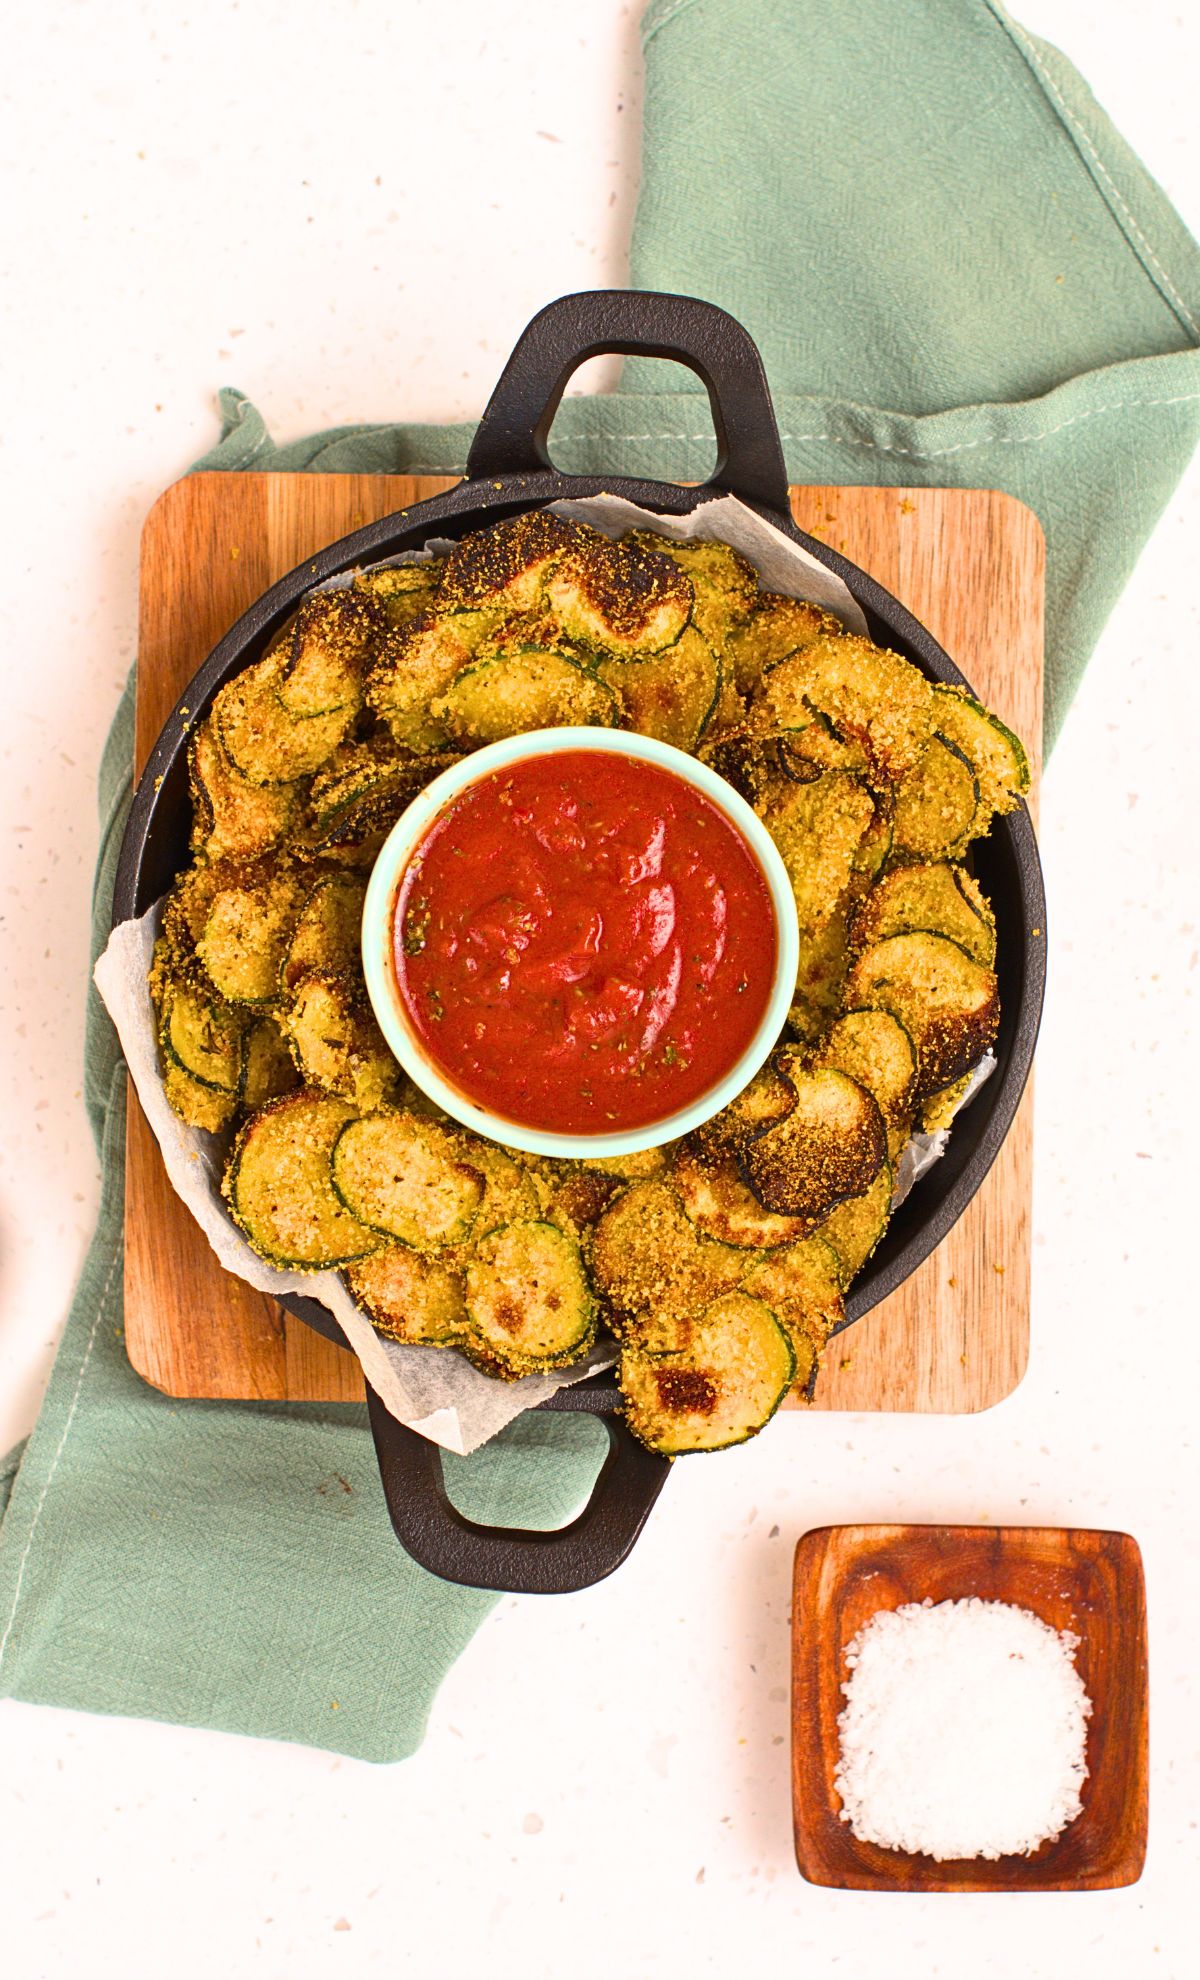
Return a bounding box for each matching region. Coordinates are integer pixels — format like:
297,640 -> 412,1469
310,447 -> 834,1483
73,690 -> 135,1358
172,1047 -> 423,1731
834,1597 -> 1092,1862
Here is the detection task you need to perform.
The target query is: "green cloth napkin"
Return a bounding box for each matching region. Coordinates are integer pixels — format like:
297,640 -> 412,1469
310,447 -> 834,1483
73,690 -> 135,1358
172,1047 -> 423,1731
3,0 -> 1198,1760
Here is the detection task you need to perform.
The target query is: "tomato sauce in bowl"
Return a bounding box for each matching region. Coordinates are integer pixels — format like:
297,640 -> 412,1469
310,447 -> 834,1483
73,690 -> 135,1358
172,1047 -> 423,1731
391,748 -> 778,1136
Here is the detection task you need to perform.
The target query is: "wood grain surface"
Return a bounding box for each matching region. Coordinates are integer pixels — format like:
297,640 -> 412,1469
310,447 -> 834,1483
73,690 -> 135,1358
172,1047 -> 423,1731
125,473 -> 1043,1407
791,1524 -> 1149,1891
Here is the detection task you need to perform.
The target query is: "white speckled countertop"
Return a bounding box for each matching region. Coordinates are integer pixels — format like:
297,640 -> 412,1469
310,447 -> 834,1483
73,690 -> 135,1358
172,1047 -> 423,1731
1,3 -> 1197,1974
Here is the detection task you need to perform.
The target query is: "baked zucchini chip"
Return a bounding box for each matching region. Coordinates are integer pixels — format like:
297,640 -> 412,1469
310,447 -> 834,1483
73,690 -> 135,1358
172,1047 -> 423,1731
241,1015 -> 300,1111
450,1140 -> 542,1246
892,734 -> 980,861
932,684 -> 1030,825
197,864 -> 309,1004
815,1162 -> 893,1286
355,560 -> 443,629
224,1091 -> 382,1268
742,1066 -> 887,1220
807,1008 -> 918,1139
545,536 -> 692,657
189,720 -> 301,861
727,593 -> 841,696
464,1221 -> 597,1378
689,1060 -> 795,1164
589,1179 -> 744,1337
161,977 -> 245,1093
331,1111 -> 484,1249
700,730 -> 780,807
849,859 -> 996,966
757,633 -> 934,784
345,1245 -> 467,1346
788,896 -> 857,1041
671,1141 -> 810,1250
164,1060 -> 241,1133
432,649 -> 619,743
437,511 -> 582,615
214,653 -> 356,786
762,772 -> 876,930
620,1292 -> 795,1455
920,1072 -> 976,1133
365,611 -> 487,747
598,626 -> 720,751
741,1234 -> 844,1377
844,931 -> 1000,1097
624,531 -> 758,646
276,589 -> 381,719
280,874 -> 367,994
541,1170 -> 623,1239
281,972 -> 398,1114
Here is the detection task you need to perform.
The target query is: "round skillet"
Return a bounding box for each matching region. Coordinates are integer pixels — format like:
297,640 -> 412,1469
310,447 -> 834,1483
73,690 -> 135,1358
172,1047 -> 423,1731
113,291 -> 1046,1594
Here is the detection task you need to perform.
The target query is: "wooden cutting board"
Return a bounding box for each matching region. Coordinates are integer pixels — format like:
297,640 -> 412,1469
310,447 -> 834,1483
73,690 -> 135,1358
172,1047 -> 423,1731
126,473 -> 1042,1411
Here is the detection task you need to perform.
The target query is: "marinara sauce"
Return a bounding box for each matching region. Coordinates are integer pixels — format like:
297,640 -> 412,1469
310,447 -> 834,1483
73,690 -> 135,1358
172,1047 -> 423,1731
394,749 -> 777,1135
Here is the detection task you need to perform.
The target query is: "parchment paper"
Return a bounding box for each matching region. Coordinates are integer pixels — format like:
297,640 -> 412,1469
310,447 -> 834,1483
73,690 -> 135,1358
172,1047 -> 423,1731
95,492 -> 956,1455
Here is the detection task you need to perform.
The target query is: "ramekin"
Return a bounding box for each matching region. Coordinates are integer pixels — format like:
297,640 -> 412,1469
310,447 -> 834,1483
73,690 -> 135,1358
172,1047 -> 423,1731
361,726 -> 799,1159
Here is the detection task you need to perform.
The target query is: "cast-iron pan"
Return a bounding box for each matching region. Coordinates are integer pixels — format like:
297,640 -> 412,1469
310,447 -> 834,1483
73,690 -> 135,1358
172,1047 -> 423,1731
113,290 -> 1046,1596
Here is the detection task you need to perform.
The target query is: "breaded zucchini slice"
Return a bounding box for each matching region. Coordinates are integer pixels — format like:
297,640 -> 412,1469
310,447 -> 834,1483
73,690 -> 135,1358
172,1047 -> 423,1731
757,633 -> 934,784
331,1111 -> 484,1249
931,685 -> 1030,823
447,1140 -> 543,1249
541,1169 -> 623,1240
772,709 -> 868,778
788,896 -> 857,1042
354,560 -> 443,629
281,973 -> 398,1114
188,720 -> 301,861
762,772 -> 876,930
164,1060 -> 241,1133
689,1061 -> 795,1164
727,593 -> 842,696
742,1066 -> 887,1221
215,653 -> 357,785
431,649 -> 619,743
241,1015 -> 300,1111
843,931 -> 1000,1097
920,1072 -> 976,1133
276,588 -> 381,719
464,1221 -> 597,1378
671,1141 -> 811,1250
624,531 -> 758,646
161,976 -> 245,1093
545,536 -> 692,657
806,1008 -> 918,1138
280,874 -> 367,994
620,1292 -> 794,1455
598,626 -> 720,751
741,1235 -> 844,1382
850,859 -> 996,966
589,1179 -> 744,1335
364,611 -> 487,746
306,742 -> 444,839
700,730 -> 779,807
892,735 -> 980,861
197,864 -> 309,1004
224,1091 -> 383,1268
161,857 -> 228,960
815,1162 -> 893,1287
345,1244 -> 467,1346
436,511 -> 582,615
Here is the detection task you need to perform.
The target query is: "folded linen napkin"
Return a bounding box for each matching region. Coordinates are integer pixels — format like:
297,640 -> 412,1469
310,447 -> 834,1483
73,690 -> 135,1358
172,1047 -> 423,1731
3,0 -> 1197,1761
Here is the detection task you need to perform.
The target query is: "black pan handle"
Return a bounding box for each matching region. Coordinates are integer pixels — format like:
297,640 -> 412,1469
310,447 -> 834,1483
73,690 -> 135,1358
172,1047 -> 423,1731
465,289 -> 791,517
366,1375 -> 670,1595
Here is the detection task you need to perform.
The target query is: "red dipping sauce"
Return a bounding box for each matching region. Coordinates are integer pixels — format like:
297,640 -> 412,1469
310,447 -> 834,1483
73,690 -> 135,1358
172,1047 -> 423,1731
393,749 -> 777,1135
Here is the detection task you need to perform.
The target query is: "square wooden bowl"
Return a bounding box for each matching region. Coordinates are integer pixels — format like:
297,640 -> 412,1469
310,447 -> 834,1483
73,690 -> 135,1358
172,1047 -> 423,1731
791,1524 -> 1148,1892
